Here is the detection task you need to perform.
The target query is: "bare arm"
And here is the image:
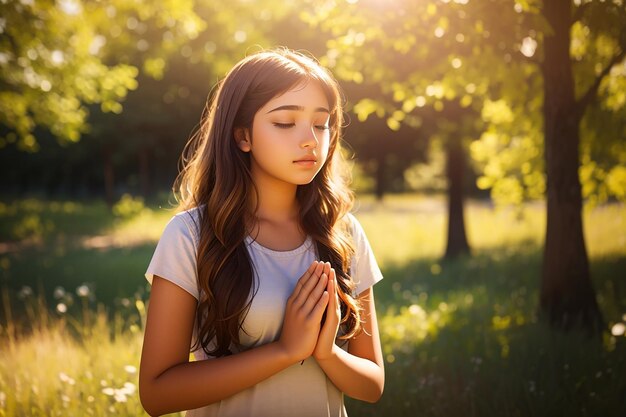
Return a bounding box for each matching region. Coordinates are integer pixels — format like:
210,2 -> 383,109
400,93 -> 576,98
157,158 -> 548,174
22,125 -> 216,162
314,278 -> 385,403
139,261 -> 329,416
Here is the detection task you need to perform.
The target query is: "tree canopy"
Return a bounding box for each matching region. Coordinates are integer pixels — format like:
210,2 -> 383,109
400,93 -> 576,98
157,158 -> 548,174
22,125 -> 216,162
0,0 -> 203,151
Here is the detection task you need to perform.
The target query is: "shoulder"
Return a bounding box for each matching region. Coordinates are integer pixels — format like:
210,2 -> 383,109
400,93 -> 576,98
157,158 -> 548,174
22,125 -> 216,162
342,212 -> 383,295
341,212 -> 366,242
162,206 -> 203,248
339,212 -> 372,257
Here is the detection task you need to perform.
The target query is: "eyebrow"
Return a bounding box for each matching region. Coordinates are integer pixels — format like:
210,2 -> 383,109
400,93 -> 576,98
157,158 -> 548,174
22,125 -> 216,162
266,105 -> 330,114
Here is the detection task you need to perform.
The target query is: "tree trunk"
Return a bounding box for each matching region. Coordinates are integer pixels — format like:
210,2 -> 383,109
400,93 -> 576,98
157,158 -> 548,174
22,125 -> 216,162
444,134 -> 470,259
375,153 -> 386,201
540,0 -> 602,332
102,146 -> 115,208
138,146 -> 151,198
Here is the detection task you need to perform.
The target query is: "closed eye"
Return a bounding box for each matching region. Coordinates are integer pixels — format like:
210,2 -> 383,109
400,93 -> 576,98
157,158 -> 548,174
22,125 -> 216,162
273,122 -> 295,129
315,125 -> 330,130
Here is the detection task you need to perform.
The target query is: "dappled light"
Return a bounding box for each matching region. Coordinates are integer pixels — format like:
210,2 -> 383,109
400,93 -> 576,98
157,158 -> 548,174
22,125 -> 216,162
1,195 -> 624,415
1,0 -> 625,415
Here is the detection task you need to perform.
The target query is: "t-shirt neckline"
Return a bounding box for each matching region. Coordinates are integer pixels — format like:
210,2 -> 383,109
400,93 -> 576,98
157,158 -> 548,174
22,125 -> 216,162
245,235 -> 313,257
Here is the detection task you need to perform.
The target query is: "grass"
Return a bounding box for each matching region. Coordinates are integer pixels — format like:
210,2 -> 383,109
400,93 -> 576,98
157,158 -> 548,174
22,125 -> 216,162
1,194 -> 625,416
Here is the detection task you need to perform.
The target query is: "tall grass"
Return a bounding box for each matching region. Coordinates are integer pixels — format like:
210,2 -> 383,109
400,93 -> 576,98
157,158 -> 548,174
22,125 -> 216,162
0,287 -> 158,416
0,195 -> 625,416
347,196 -> 626,417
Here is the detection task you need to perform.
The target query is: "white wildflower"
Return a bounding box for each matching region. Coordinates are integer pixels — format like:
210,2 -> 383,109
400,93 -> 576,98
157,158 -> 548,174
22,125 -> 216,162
611,322 -> 625,336
114,390 -> 127,403
53,286 -> 66,299
121,382 -> 136,395
18,286 -> 33,299
76,285 -> 90,297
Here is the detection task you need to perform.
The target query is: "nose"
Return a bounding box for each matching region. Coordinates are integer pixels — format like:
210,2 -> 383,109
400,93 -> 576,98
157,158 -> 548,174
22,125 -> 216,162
301,125 -> 319,149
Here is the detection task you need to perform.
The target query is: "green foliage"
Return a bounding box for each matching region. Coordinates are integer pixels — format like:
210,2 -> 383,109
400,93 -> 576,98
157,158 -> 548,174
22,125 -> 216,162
0,199 -> 108,242
0,0 -> 203,150
299,0 -> 626,205
404,144 -> 447,193
112,194 -> 146,219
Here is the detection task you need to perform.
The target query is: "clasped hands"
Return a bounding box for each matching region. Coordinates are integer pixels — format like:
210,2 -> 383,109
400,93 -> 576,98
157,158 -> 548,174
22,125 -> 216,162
278,261 -> 341,364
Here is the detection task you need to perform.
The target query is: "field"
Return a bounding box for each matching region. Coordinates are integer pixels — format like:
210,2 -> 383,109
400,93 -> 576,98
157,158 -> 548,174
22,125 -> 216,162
1,195 -> 625,416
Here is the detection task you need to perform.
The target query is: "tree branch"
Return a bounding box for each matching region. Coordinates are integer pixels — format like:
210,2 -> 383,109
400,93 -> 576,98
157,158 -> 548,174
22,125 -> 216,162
575,48 -> 626,120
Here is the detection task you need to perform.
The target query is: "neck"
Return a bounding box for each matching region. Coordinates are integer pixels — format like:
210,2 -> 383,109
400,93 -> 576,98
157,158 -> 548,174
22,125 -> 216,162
249,177 -> 299,223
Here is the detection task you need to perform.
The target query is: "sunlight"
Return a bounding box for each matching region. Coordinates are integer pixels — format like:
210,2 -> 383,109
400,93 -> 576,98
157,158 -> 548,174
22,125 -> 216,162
57,0 -> 81,16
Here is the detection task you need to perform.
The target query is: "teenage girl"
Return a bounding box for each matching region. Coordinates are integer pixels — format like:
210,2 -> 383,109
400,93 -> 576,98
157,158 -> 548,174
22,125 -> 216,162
139,48 -> 384,417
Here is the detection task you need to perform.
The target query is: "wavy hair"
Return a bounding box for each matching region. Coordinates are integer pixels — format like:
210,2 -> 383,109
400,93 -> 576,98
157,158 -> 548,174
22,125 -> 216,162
174,48 -> 361,357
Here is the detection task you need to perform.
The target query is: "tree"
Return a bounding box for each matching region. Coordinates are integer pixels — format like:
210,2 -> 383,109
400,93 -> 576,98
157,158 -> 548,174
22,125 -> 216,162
471,0 -> 625,331
0,0 -> 299,201
0,0 -> 205,152
539,0 -> 624,331
300,0 -> 533,258
304,0 -> 626,330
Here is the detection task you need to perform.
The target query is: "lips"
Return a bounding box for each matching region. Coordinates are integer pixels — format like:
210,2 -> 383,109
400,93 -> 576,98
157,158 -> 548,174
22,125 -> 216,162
293,156 -> 317,163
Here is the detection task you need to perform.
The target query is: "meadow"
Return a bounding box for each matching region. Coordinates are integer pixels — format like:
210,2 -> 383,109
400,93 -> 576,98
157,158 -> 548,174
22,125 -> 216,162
0,195 -> 625,417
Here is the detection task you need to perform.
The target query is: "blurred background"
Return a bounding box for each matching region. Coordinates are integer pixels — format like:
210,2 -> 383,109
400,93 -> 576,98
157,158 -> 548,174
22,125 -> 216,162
0,0 -> 625,416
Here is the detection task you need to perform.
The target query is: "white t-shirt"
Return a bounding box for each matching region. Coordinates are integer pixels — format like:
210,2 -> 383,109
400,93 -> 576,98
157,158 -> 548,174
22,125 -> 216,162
145,207 -> 383,417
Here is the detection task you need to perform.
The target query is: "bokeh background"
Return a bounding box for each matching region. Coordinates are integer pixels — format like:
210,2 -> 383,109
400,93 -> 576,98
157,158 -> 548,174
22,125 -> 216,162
1,0 -> 625,416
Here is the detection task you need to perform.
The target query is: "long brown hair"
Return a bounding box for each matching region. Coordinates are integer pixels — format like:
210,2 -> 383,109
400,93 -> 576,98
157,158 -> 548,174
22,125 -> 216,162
174,48 -> 361,357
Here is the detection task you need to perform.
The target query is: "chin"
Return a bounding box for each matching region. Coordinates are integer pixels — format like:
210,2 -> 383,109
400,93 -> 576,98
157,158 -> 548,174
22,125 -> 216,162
294,176 -> 317,186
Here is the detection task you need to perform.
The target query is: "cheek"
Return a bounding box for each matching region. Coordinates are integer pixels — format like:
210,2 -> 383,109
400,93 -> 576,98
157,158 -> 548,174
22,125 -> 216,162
251,123 -> 274,150
321,136 -> 332,157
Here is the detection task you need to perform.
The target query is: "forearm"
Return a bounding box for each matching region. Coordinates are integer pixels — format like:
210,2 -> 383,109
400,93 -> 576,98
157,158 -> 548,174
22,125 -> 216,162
316,344 -> 384,403
140,342 -> 294,416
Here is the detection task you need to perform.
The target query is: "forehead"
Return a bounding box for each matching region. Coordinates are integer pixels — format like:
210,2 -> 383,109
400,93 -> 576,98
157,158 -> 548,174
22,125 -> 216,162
261,80 -> 330,111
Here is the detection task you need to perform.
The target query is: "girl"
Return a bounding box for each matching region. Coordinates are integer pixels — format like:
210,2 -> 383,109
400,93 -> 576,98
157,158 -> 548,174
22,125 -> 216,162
139,48 -> 384,417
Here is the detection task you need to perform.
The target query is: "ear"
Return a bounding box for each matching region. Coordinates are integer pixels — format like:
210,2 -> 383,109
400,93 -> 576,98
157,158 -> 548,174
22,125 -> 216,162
234,128 -> 251,152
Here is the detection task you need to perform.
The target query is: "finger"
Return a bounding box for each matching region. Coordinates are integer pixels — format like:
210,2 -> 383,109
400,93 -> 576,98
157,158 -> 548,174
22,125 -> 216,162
309,290 -> 330,321
328,269 -> 337,304
295,261 -> 324,301
301,273 -> 328,313
323,262 -> 331,277
293,266 -> 324,308
314,261 -> 325,278
290,261 -> 318,302
328,269 -> 337,310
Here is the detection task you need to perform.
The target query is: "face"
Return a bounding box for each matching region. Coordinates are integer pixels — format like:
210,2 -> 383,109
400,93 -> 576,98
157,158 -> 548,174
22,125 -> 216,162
237,80 -> 332,187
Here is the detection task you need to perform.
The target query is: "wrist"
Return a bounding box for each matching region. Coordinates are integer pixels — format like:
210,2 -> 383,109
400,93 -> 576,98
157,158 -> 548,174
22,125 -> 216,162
272,341 -> 301,368
313,343 -> 339,363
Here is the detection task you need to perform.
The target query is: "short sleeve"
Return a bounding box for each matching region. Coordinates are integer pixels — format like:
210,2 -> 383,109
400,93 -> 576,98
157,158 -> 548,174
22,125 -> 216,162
145,213 -> 199,300
348,213 -> 383,296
